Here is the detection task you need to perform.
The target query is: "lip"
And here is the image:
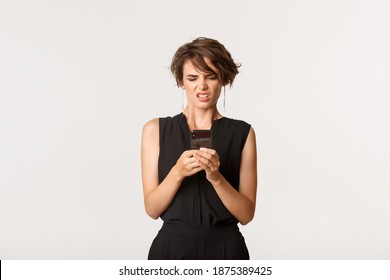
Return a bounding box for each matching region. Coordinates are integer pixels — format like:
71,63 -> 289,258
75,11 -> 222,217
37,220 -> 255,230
197,93 -> 210,102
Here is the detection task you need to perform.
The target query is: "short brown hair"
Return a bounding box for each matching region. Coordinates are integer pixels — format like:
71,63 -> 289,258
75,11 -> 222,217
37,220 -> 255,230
171,37 -> 241,87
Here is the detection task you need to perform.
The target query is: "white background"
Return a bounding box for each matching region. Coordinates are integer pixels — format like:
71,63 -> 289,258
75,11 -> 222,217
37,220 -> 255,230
1,0 -> 389,259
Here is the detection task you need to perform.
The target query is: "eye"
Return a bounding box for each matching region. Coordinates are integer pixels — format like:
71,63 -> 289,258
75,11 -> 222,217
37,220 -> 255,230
186,75 -> 197,81
208,76 -> 217,80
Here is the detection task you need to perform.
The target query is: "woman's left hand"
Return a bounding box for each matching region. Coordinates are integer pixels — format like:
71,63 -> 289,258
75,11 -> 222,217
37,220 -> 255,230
194,147 -> 222,183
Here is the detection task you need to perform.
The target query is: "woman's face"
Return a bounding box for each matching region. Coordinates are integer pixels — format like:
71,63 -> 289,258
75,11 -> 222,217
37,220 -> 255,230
181,58 -> 222,110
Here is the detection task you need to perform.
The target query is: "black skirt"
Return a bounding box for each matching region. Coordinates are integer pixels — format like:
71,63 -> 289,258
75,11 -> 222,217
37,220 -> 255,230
148,222 -> 250,260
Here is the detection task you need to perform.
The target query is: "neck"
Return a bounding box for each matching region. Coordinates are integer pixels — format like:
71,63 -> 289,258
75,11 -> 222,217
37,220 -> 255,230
183,106 -> 222,130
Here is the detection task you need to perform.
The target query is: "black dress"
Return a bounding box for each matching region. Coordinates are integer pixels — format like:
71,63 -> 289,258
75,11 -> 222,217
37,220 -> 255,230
148,113 -> 251,260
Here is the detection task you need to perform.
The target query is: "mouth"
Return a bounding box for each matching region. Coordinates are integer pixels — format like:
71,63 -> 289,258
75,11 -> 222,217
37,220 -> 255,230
197,93 -> 210,98
196,92 -> 210,102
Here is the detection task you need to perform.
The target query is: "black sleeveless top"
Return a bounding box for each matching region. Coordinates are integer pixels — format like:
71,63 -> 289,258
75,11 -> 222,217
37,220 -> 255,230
158,113 -> 251,226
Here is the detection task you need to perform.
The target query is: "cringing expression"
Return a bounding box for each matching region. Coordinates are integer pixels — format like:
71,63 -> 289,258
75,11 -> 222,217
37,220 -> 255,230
181,58 -> 222,108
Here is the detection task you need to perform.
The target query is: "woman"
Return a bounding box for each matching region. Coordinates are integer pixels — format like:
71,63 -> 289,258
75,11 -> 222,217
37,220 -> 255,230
141,37 -> 257,260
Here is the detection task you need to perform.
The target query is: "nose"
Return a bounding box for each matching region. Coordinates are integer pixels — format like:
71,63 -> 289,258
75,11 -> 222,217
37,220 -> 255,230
198,77 -> 208,90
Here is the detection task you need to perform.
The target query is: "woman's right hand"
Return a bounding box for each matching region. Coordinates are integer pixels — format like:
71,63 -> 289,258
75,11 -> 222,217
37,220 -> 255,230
174,150 -> 203,179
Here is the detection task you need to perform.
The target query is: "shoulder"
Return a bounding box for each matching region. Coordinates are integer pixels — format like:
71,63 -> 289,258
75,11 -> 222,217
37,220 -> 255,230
221,117 -> 254,149
246,126 -> 256,144
143,118 -> 159,134
142,113 -> 182,136
223,116 -> 250,127
222,117 -> 252,133
142,118 -> 160,142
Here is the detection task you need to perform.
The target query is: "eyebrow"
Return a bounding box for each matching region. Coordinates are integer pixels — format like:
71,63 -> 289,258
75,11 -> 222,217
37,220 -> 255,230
186,73 -> 216,77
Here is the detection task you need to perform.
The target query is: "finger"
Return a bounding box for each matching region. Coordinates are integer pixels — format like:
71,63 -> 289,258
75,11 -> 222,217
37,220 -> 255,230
187,164 -> 202,175
187,160 -> 201,169
197,152 -> 221,171
195,155 -> 214,171
194,150 -> 211,159
197,159 -> 218,173
195,152 -> 218,167
183,150 -> 196,158
185,156 -> 198,164
196,158 -> 209,171
199,147 -> 219,156
197,148 -> 219,160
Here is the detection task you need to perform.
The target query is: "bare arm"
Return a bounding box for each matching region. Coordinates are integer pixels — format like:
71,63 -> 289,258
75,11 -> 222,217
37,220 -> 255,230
194,127 -> 257,225
141,119 -> 202,219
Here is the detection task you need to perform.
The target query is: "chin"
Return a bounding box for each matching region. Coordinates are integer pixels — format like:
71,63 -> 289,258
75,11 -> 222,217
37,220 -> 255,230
197,103 -> 214,108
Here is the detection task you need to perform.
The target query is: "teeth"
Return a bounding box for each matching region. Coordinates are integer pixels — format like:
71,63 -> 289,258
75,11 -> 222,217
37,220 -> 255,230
198,94 -> 209,98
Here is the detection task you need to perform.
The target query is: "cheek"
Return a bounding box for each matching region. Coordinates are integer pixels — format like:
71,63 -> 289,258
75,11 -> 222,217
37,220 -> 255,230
183,81 -> 196,89
211,83 -> 222,93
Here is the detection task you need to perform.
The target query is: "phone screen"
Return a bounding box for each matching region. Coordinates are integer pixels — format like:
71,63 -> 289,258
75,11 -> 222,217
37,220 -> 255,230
190,130 -> 212,149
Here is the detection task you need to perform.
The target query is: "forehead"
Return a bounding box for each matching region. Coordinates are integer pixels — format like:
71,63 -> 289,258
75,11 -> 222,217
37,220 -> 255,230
183,57 -> 218,75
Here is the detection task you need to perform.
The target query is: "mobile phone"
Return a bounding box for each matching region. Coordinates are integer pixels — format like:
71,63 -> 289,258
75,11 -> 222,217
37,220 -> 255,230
190,130 -> 212,149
